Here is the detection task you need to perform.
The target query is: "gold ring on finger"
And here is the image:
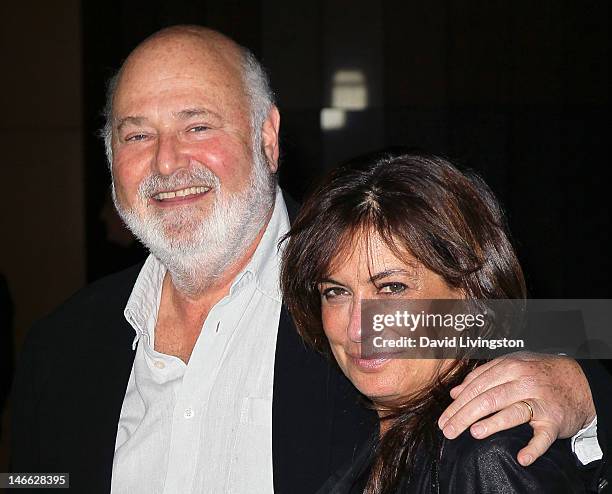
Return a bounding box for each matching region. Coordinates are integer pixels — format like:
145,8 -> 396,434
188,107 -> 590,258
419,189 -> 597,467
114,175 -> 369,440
519,400 -> 534,421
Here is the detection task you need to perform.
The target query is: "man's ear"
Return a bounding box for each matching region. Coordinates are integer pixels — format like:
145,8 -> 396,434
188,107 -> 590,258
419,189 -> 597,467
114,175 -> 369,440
261,105 -> 281,173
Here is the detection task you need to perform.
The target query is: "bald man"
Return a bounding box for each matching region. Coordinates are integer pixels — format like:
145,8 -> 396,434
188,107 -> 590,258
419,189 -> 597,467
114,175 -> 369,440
11,25 -> 609,493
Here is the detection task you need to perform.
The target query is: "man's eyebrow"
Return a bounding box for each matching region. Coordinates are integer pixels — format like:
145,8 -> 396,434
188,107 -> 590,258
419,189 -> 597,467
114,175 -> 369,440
115,108 -> 222,132
174,108 -> 221,120
116,116 -> 146,132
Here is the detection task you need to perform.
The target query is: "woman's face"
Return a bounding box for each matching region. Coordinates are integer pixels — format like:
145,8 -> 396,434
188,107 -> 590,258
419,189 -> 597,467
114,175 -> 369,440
318,233 -> 460,404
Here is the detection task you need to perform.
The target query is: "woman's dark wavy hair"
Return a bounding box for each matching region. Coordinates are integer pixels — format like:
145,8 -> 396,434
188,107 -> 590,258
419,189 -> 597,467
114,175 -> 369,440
280,149 -> 526,494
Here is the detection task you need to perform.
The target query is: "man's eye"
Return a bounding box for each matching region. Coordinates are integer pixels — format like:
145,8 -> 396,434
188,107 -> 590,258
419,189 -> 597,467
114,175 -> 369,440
188,125 -> 209,133
378,282 -> 407,294
321,287 -> 350,300
125,134 -> 148,142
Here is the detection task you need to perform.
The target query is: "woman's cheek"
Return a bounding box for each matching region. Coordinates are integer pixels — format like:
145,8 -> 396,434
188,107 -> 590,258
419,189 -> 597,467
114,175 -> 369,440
321,303 -> 351,344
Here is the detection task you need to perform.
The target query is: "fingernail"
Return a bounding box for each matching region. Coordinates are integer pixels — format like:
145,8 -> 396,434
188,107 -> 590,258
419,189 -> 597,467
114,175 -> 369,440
443,423 -> 456,438
521,454 -> 533,466
471,424 -> 485,437
438,416 -> 447,429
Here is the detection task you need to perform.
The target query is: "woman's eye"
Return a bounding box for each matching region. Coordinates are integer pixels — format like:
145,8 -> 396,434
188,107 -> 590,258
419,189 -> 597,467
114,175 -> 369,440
321,287 -> 350,300
378,282 -> 407,294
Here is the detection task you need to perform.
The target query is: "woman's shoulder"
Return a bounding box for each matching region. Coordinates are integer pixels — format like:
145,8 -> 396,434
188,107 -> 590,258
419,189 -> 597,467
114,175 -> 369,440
438,424 -> 588,493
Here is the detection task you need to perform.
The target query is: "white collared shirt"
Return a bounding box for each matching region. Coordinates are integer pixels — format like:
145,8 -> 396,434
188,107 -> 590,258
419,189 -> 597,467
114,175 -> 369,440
111,187 -> 288,494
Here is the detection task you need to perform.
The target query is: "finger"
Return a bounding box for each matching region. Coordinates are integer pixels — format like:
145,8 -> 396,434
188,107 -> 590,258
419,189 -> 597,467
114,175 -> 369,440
440,363 -> 510,429
449,359 -> 504,399
469,401 -> 533,439
451,351 -> 539,398
441,383 -> 517,439
517,423 -> 558,466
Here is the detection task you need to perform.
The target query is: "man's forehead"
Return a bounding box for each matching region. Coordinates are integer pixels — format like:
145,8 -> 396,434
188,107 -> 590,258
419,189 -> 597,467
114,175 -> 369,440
113,43 -> 245,110
112,74 -> 243,119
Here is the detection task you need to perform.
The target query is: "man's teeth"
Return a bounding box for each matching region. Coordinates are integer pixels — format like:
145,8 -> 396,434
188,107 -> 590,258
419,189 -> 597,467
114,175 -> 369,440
154,186 -> 210,200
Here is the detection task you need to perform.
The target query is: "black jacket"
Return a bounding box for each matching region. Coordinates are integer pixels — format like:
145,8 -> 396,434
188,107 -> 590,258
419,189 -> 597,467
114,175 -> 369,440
319,425 -> 590,493
10,194 -> 377,493
10,264 -> 376,493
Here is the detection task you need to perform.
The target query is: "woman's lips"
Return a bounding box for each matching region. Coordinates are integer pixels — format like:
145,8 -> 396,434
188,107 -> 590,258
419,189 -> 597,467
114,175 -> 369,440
347,350 -> 404,372
349,355 -> 391,371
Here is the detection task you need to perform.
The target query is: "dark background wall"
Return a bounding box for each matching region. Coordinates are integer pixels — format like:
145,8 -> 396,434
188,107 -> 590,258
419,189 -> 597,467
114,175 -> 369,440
0,0 -> 609,469
82,0 -> 610,299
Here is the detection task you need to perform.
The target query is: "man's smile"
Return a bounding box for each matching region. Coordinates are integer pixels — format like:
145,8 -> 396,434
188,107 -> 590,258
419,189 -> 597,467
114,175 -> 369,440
151,185 -> 211,204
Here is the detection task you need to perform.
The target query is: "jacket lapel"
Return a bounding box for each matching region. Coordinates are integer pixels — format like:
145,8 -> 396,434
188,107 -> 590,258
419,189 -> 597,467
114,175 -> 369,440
272,306 -> 338,493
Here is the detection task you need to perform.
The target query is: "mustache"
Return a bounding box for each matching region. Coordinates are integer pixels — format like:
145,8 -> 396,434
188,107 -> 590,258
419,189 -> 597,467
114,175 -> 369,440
137,166 -> 220,198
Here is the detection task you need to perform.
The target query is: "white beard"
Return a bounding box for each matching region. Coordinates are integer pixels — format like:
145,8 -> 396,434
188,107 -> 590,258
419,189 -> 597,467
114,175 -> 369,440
112,145 -> 276,296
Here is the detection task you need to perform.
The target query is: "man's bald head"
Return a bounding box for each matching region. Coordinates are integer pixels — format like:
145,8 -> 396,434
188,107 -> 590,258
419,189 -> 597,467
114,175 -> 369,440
102,25 -> 274,167
121,26 -> 245,87
135,25 -> 243,60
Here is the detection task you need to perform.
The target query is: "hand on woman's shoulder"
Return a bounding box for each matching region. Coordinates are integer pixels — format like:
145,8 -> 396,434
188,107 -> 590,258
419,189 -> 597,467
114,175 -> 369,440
439,423 -> 587,493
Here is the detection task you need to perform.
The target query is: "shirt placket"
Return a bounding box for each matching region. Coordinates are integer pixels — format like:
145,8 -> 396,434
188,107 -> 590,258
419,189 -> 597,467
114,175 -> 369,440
162,276 -> 255,494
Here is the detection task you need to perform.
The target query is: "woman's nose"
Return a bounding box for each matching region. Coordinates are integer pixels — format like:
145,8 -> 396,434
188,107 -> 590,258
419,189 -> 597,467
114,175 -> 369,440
347,299 -> 362,343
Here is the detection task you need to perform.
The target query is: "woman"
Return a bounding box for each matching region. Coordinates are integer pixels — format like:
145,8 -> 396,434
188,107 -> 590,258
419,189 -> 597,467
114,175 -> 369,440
280,150 -> 585,493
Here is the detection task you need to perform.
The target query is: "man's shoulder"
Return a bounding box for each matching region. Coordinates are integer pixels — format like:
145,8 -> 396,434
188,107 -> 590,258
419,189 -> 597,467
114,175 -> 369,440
26,263 -> 143,348
47,262 -> 143,320
281,189 -> 301,223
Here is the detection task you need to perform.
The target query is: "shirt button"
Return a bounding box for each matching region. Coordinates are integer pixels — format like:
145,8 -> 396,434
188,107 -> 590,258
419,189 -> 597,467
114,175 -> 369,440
184,407 -> 194,419
153,361 -> 165,369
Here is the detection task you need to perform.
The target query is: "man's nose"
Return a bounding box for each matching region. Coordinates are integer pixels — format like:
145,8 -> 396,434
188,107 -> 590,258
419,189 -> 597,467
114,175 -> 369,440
153,133 -> 188,175
347,299 -> 362,343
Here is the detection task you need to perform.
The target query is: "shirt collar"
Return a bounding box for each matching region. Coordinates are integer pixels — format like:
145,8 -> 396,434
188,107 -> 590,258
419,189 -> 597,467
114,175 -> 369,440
124,187 -> 289,347
240,186 -> 289,302
124,254 -> 166,349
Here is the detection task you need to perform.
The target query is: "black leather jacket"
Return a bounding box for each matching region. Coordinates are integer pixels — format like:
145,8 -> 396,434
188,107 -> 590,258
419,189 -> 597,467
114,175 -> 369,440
318,424 -> 592,493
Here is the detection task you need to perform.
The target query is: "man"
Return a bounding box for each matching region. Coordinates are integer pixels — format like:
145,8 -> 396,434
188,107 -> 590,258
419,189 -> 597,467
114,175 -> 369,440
11,25 -> 609,493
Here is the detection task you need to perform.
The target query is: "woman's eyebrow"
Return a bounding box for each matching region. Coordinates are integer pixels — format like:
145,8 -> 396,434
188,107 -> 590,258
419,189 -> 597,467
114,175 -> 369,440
319,277 -> 345,286
369,268 -> 418,283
